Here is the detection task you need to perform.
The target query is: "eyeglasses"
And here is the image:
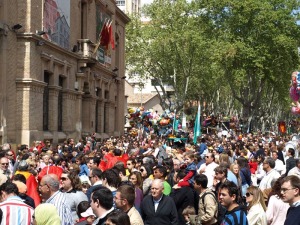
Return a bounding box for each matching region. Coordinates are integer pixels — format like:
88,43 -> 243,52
1,163 -> 8,166
280,188 -> 297,193
113,196 -> 124,201
39,183 -> 48,188
245,192 -> 253,197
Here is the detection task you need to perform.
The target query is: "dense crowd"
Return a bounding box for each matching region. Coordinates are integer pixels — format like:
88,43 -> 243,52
0,131 -> 299,225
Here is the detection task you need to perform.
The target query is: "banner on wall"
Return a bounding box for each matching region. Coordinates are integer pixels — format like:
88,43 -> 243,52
96,4 -> 112,66
43,0 -> 70,49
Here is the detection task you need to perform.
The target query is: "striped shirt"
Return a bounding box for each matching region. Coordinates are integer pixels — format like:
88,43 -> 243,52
0,195 -> 34,225
45,191 -> 73,225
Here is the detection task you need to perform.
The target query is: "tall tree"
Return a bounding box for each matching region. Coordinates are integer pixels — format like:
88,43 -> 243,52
196,0 -> 300,120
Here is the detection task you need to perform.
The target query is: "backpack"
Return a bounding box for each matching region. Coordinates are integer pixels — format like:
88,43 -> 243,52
201,192 -> 226,225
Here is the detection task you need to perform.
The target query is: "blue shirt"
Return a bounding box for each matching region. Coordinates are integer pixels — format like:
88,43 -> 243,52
227,170 -> 238,186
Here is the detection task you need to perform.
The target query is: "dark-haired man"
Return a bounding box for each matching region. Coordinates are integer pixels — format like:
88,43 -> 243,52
219,181 -> 248,225
194,174 -> 218,225
91,187 -> 114,225
281,175 -> 300,225
115,184 -> 144,225
286,148 -> 297,176
0,182 -> 34,224
86,168 -> 102,202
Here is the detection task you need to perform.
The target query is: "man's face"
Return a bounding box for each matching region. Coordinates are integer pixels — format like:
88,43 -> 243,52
153,169 -> 163,179
173,162 -> 180,172
272,152 -> 278,160
0,158 -> 9,171
281,181 -> 299,204
151,182 -> 164,200
215,171 -> 225,181
262,161 -> 269,172
126,161 -> 134,170
87,159 -> 94,169
205,153 -> 214,164
5,151 -> 14,161
38,179 -> 50,201
60,174 -> 71,191
90,193 -> 99,217
219,188 -> 235,209
114,191 -> 125,209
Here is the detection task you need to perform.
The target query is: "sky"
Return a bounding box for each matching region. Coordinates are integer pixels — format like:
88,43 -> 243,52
141,0 -> 153,6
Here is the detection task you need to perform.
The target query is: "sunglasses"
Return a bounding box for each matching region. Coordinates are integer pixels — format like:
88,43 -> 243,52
61,177 -> 68,181
245,192 -> 253,197
140,169 -> 144,172
6,154 -> 13,156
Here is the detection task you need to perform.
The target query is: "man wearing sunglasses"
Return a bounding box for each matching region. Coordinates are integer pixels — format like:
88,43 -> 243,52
0,156 -> 12,179
281,175 -> 300,225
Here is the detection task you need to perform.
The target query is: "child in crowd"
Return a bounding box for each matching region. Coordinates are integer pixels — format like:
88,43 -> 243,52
177,152 -> 197,187
182,205 -> 198,225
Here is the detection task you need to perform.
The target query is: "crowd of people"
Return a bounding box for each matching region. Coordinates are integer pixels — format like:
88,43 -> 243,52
0,131 -> 299,225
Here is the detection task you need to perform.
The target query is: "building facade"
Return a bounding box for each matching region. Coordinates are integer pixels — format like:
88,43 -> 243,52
117,0 -> 141,14
0,0 -> 130,146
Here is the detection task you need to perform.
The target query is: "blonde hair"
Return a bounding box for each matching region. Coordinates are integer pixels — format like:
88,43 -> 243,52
247,186 -> 267,211
182,205 -> 196,216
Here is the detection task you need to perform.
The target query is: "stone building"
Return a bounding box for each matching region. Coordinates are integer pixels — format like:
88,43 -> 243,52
0,0 -> 130,146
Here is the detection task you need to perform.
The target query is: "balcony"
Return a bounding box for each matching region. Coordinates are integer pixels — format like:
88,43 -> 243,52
76,39 -> 96,58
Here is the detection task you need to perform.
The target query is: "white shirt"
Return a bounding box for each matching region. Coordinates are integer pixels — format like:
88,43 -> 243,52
197,161 -> 218,189
266,195 -> 289,225
259,169 -> 280,191
288,166 -> 300,178
274,159 -> 285,175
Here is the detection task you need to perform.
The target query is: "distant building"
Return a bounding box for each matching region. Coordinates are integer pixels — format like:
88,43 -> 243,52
117,0 -> 141,14
0,0 -> 130,146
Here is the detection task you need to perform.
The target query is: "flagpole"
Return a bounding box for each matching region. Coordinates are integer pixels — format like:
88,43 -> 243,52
93,18 -> 109,55
193,103 -> 201,144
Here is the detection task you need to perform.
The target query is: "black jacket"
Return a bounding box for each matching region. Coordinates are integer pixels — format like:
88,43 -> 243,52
170,186 -> 195,225
141,194 -> 179,225
284,205 -> 300,225
286,157 -> 297,175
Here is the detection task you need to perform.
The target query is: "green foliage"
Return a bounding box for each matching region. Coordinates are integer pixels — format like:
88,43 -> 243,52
126,0 -> 300,125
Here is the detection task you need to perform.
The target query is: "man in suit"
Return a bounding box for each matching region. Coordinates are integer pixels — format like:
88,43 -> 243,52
141,179 -> 178,225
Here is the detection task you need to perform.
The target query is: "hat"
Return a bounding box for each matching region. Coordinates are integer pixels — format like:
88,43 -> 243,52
18,160 -> 29,171
12,181 -> 27,194
81,207 -> 95,218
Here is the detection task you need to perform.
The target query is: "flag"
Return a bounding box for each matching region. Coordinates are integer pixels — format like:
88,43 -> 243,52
108,22 -> 115,50
172,110 -> 178,133
193,104 -> 201,144
100,20 -> 110,48
93,19 -> 108,54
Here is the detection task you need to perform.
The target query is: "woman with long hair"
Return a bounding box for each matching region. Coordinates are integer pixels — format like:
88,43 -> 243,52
140,163 -> 153,196
246,186 -> 267,225
266,177 -> 289,225
129,171 -> 144,212
60,171 -> 88,223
